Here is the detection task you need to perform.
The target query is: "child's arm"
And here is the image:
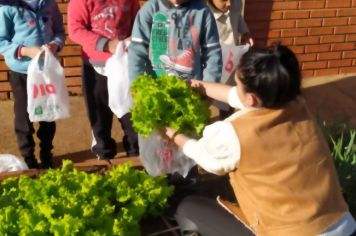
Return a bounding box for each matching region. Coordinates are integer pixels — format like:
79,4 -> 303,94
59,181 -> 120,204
200,10 -> 223,83
48,0 -> 65,53
0,9 -> 21,59
128,5 -> 153,82
67,0 -> 107,54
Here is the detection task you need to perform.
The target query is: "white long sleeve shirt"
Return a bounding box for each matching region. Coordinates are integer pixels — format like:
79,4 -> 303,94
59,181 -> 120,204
182,87 -> 356,236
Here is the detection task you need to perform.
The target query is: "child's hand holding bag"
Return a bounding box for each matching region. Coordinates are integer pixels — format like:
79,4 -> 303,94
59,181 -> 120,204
27,46 -> 70,122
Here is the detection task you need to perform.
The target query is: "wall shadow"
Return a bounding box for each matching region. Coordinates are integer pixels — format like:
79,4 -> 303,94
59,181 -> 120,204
302,76 -> 356,127
244,0 -> 273,47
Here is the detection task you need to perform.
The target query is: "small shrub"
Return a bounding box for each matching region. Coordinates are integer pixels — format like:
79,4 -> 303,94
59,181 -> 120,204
318,120 -> 356,217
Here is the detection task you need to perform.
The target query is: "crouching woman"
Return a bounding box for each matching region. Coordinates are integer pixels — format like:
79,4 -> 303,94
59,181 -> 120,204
165,44 -> 356,236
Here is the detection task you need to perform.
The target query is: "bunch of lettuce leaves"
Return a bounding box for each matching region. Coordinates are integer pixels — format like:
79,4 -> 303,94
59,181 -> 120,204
131,75 -> 210,137
0,160 -> 174,236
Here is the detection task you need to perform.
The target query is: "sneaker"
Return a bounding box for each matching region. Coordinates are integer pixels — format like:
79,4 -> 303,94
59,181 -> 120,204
24,156 -> 39,169
96,154 -> 113,161
160,48 -> 194,74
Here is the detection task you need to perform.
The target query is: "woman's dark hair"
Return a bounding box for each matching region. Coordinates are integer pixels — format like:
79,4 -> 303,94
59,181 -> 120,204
237,44 -> 301,108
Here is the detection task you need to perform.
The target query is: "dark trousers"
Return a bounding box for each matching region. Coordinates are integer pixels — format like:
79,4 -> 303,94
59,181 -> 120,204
81,63 -> 138,158
9,71 -> 56,159
175,196 -> 255,236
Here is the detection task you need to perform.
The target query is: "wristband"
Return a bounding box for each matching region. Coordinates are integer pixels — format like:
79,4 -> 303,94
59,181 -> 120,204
17,45 -> 23,60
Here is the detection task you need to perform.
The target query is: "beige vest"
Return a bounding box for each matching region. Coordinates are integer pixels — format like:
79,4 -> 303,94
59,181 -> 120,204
220,99 -> 348,236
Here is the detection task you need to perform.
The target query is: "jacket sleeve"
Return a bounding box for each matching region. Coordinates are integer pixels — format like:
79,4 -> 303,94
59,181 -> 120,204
183,121 -> 241,175
67,0 -> 103,53
237,15 -> 250,35
49,0 -> 65,50
0,8 -> 20,60
128,4 -> 152,82
200,10 -> 222,83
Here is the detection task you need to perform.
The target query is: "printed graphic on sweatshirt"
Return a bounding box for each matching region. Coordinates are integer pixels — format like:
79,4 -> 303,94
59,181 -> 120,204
150,12 -> 169,77
150,11 -> 198,79
90,2 -> 132,40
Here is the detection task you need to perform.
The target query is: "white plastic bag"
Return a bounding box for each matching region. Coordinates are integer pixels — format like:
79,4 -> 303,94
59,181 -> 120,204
0,154 -> 29,173
27,46 -> 70,122
138,132 -> 196,177
105,41 -> 133,118
220,43 -> 249,84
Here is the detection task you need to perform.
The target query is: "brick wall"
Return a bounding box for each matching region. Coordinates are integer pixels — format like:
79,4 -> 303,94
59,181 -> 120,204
0,0 -> 355,99
245,0 -> 356,78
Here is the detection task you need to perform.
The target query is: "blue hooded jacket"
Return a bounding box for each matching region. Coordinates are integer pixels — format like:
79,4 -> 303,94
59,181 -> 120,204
0,0 -> 64,74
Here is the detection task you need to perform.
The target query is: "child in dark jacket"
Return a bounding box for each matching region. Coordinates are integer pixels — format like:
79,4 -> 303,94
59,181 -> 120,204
67,0 -> 140,159
0,0 -> 65,168
128,0 -> 222,82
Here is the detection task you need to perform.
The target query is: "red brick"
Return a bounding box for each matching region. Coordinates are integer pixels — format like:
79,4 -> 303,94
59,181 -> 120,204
58,3 -> 67,13
305,44 -> 331,53
0,92 -> 9,100
268,38 -> 293,46
299,1 -> 325,9
59,46 -> 82,56
265,30 -> 280,39
328,59 -> 353,68
296,19 -> 322,28
0,72 -> 7,81
343,50 -> 356,58
331,42 -> 356,51
63,57 -> 82,67
315,68 -> 340,76
65,77 -> 82,86
282,29 -> 308,37
245,3 -> 274,14
323,17 -> 348,26
294,36 -> 320,45
0,82 -> 11,91
250,29 -> 271,39
65,39 -> 79,46
302,61 -> 327,70
298,53 -> 317,62
310,9 -> 337,18
64,67 -> 82,77
308,27 -> 334,36
340,67 -> 356,73
269,20 -> 296,29
349,17 -> 356,25
320,35 -> 345,43
283,10 -> 310,19
353,0 -> 356,6
317,52 -> 342,60
335,26 -> 356,34
0,61 -> 8,70
302,70 -> 315,78
337,8 -> 356,17
326,0 -> 352,8
346,34 -> 356,41
353,59 -> 356,66
272,2 -> 299,10
270,12 -> 284,20
289,46 -> 305,54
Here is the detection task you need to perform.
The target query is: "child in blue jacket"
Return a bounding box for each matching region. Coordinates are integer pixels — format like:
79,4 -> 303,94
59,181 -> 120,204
0,0 -> 65,168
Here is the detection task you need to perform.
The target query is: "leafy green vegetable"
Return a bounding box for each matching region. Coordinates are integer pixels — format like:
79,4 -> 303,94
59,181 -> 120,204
131,75 -> 210,137
0,160 -> 174,235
